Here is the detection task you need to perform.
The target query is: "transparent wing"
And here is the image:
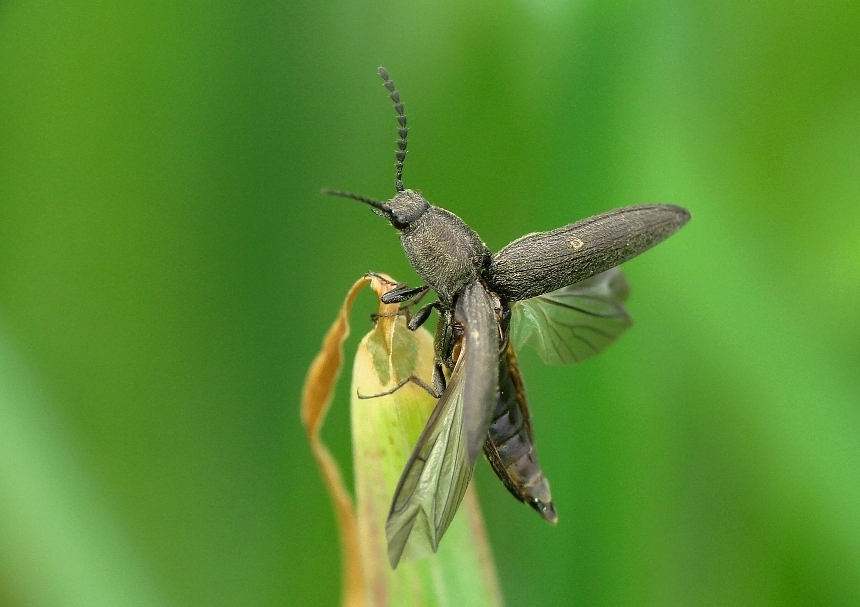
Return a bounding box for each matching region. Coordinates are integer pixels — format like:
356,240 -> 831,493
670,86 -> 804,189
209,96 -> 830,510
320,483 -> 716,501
511,267 -> 632,365
386,282 -> 499,568
385,358 -> 472,566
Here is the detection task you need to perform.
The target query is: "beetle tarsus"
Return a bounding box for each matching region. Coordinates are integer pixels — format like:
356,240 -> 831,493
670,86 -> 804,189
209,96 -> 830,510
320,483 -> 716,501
365,271 -> 398,286
370,310 -> 407,323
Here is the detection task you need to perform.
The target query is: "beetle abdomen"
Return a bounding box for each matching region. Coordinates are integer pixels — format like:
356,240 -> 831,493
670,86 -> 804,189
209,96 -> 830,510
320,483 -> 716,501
484,344 -> 557,523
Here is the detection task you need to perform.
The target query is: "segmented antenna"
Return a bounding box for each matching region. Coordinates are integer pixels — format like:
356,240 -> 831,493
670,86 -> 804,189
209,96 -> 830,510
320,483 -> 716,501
378,67 -> 407,192
322,188 -> 388,212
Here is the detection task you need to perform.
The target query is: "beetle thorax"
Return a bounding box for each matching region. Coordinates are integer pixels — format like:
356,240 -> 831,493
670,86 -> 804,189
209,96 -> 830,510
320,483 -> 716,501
398,204 -> 491,307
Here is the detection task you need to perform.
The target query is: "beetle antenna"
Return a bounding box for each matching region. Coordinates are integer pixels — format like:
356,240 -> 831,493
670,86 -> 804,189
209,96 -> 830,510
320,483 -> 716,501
378,67 -> 407,192
322,188 -> 389,213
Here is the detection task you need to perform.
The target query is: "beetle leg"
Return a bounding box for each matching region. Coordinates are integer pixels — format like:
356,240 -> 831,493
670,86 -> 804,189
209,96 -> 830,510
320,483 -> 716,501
431,362 -> 446,394
405,286 -> 430,306
370,310 -> 404,322
357,370 -> 443,400
407,301 -> 440,331
357,362 -> 446,400
371,299 -> 435,324
381,283 -> 429,304
371,292 -> 438,331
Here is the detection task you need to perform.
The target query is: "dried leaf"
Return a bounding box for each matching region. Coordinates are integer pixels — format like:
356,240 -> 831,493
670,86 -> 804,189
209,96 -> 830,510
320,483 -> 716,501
301,274 -> 371,607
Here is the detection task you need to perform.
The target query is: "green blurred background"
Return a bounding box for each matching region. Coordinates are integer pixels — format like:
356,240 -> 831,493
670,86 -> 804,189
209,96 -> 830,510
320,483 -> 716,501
1,1 -> 859,606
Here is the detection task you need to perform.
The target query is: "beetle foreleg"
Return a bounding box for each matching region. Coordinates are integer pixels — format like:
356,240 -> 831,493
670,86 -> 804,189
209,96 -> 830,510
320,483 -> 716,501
380,283 -> 429,305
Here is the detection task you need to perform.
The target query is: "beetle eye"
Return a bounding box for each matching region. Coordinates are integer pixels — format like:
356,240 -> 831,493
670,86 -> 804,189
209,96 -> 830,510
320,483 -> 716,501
390,214 -> 410,230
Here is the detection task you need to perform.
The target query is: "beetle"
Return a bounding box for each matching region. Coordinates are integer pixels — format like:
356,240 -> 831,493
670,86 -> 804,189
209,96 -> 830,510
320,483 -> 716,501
324,67 -> 690,568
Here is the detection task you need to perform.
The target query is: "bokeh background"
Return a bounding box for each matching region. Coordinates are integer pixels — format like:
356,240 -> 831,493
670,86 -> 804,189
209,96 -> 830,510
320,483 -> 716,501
1,1 -> 859,606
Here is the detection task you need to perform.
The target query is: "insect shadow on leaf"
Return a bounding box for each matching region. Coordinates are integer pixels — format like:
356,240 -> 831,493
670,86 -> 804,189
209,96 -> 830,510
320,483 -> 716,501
323,67 -> 690,568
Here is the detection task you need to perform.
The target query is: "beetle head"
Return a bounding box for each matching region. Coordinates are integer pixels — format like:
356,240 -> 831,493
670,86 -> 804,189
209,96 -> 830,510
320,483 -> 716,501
385,190 -> 428,229
321,188 -> 428,231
